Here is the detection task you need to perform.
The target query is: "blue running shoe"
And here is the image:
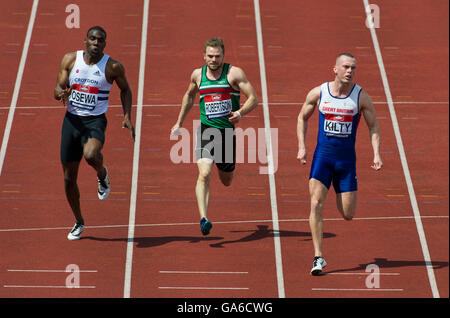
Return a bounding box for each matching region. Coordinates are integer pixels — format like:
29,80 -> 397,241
200,217 -> 212,235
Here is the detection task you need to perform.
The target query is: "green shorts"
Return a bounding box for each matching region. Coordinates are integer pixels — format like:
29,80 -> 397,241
60,112 -> 107,163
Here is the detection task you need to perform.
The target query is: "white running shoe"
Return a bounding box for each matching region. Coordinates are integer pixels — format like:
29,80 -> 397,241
97,166 -> 110,200
67,222 -> 85,240
311,257 -> 327,276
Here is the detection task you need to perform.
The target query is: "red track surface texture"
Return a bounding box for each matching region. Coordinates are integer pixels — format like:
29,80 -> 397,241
0,0 -> 448,299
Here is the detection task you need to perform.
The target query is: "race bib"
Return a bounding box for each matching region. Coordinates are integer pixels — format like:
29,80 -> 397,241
324,113 -> 353,137
204,93 -> 232,119
69,84 -> 98,110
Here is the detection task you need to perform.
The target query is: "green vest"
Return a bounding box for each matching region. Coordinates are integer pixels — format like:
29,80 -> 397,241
199,63 -> 240,128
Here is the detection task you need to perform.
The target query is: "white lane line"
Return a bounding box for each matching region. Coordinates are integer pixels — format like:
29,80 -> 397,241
7,269 -> 97,273
158,286 -> 249,290
4,285 -> 95,289
123,0 -> 149,299
312,288 -> 403,292
0,215 -> 447,233
363,0 -> 440,298
0,101 -> 447,110
324,272 -> 400,276
253,0 -> 285,299
0,0 -> 39,176
159,271 -> 248,274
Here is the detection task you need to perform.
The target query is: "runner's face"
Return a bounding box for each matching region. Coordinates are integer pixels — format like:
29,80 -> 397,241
204,46 -> 224,71
85,30 -> 106,57
334,56 -> 356,83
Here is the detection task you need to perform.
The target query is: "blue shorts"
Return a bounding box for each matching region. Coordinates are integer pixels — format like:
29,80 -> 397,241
309,154 -> 357,193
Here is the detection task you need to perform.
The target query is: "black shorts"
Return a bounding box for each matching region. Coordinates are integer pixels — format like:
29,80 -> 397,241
60,112 -> 107,163
195,123 -> 236,172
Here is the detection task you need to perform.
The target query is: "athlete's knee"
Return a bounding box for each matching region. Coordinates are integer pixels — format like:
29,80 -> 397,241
197,170 -> 212,184
343,214 -> 354,221
83,149 -> 101,165
310,196 -> 325,211
63,176 -> 77,192
221,177 -> 233,187
219,171 -> 234,187
341,207 -> 356,221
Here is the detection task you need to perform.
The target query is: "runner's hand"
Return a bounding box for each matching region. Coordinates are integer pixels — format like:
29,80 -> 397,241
57,86 -> 72,106
371,155 -> 383,170
122,117 -> 135,141
228,111 -> 242,124
170,123 -> 182,137
297,148 -> 307,165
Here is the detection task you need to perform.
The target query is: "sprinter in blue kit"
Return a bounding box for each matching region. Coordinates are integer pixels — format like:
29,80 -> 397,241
297,53 -> 383,275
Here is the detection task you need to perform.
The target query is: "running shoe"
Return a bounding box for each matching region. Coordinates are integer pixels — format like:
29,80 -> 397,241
97,166 -> 111,200
67,222 -> 85,240
310,256 -> 327,276
200,217 -> 212,236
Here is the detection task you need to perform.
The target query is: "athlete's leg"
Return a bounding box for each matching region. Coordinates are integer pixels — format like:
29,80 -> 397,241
217,169 -> 234,186
196,158 -> 214,219
83,137 -> 106,180
336,191 -> 357,220
62,161 -> 83,224
309,178 -> 329,257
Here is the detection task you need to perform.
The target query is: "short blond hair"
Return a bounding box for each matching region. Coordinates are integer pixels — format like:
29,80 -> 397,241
204,38 -> 225,55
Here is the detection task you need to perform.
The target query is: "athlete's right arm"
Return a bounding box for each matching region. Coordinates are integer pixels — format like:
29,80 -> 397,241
297,86 -> 320,164
54,52 -> 76,105
171,69 -> 200,136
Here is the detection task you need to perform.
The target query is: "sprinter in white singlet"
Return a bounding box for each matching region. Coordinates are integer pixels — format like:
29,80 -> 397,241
54,26 -> 135,240
297,53 -> 383,275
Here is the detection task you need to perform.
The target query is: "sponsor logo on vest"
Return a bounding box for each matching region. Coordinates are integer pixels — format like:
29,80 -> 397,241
73,77 -> 99,85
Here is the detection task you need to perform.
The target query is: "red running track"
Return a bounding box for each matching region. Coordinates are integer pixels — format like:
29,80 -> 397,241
0,0 -> 447,299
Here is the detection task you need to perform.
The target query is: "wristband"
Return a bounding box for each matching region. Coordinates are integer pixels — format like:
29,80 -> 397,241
235,111 -> 242,119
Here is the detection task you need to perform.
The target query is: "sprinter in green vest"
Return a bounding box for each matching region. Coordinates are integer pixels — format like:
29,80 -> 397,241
171,38 -> 258,236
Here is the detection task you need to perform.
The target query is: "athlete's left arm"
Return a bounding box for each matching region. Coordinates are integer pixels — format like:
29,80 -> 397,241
228,67 -> 258,124
360,90 -> 383,170
110,59 -> 135,141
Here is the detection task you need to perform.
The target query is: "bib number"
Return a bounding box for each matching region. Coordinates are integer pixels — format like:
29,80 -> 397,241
204,93 -> 232,119
69,84 -> 98,111
324,114 -> 353,137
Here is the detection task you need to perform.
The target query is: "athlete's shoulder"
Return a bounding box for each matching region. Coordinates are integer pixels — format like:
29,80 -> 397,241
59,51 -> 77,72
191,67 -> 203,83
358,88 -> 373,108
227,64 -> 245,78
307,85 -> 322,101
105,57 -> 126,77
61,51 -> 77,64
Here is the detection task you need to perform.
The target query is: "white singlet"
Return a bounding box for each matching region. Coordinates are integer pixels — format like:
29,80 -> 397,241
67,50 -> 112,116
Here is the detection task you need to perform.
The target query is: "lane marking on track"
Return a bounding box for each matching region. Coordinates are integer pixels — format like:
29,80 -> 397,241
158,287 -> 249,290
4,285 -> 96,289
159,271 -> 248,274
363,0 -> 440,298
123,0 -> 149,299
0,215 -> 447,233
0,101 -> 448,110
324,272 -> 400,276
7,269 -> 97,273
312,288 -> 403,292
253,0 -> 285,298
0,0 -> 38,176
